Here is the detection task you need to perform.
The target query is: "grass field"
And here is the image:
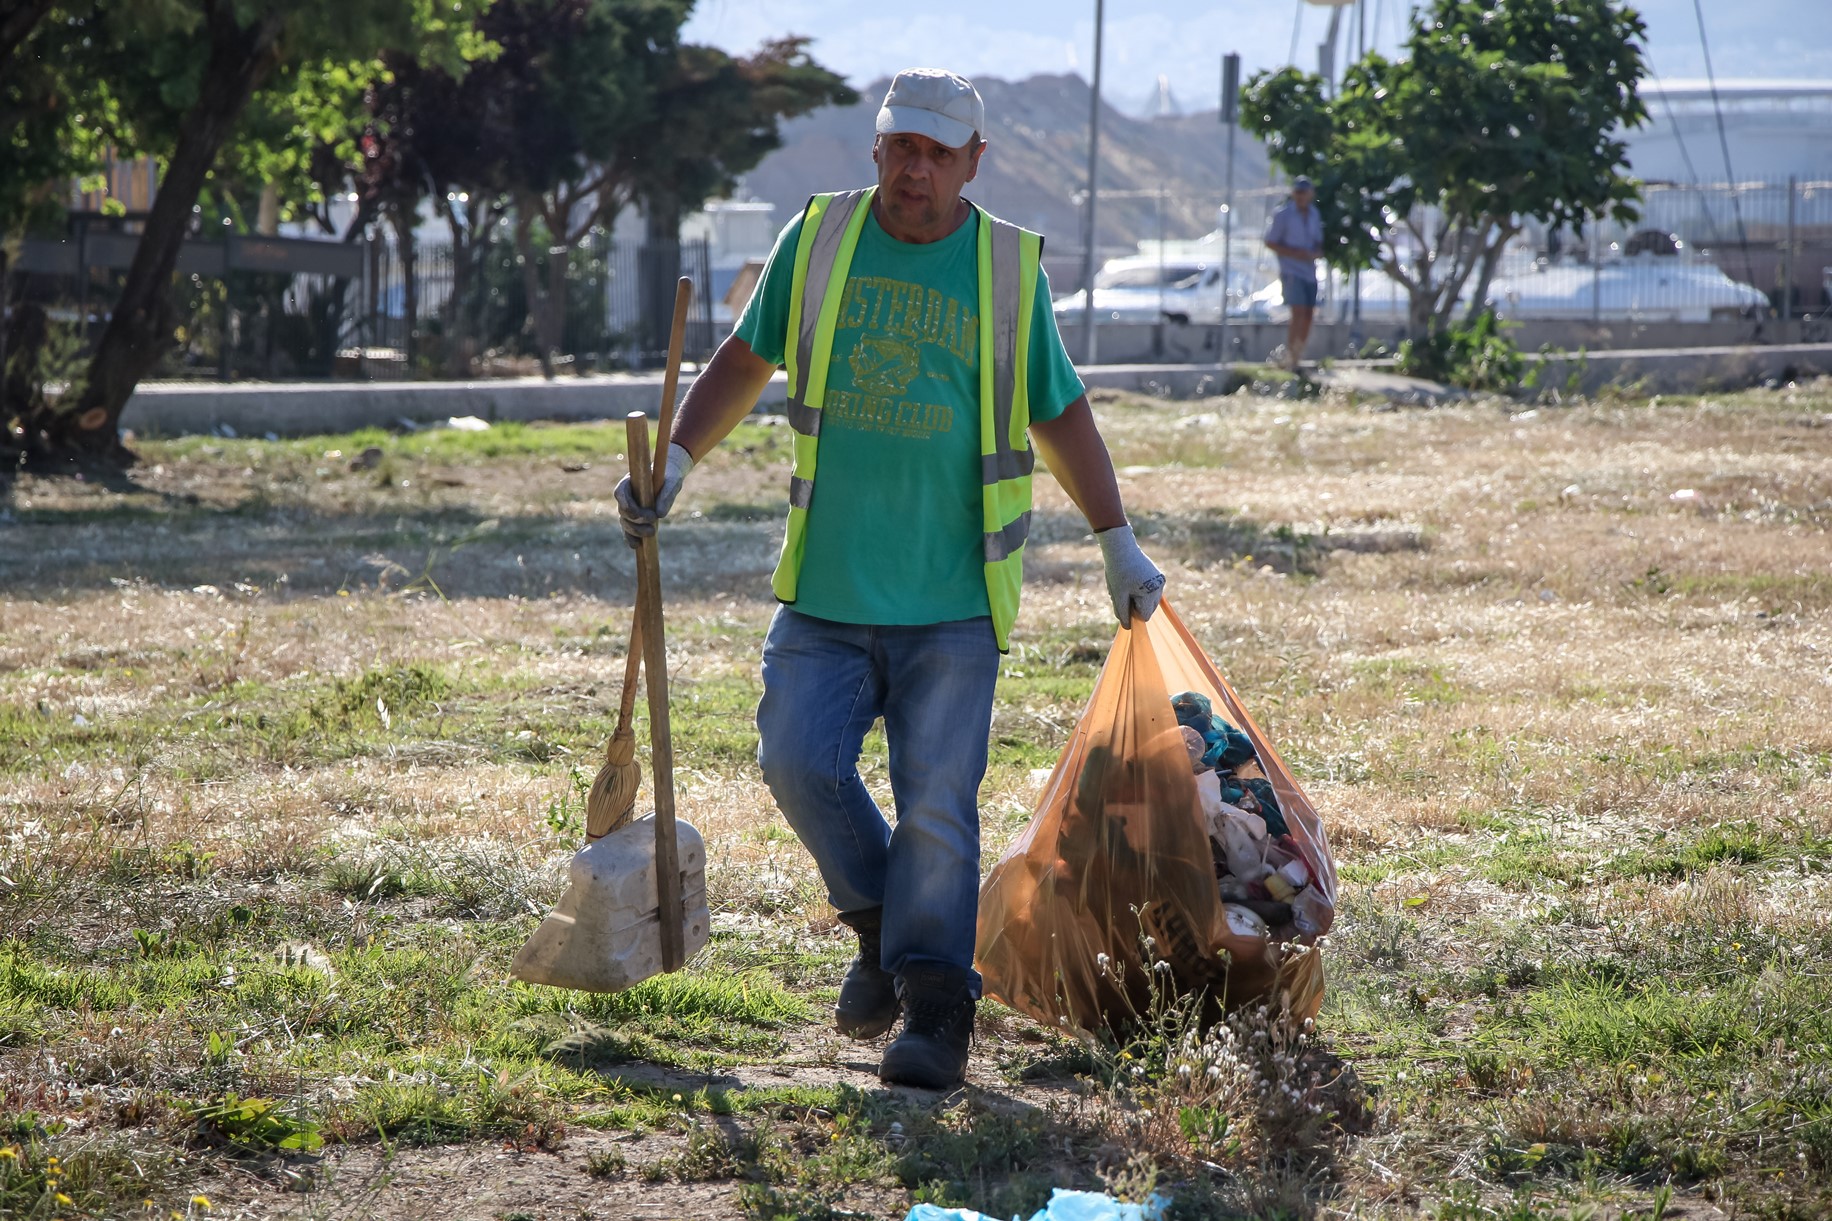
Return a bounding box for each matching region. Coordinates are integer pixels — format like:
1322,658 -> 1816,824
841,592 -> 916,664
2,382 -> 1830,1221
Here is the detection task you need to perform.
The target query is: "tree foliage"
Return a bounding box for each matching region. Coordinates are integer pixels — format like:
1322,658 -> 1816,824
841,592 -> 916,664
3,0 -> 854,463
363,0 -> 690,375
1242,0 -> 1649,336
2,0 -> 488,464
627,37 -> 857,239
623,36 -> 854,353
361,5 -> 851,373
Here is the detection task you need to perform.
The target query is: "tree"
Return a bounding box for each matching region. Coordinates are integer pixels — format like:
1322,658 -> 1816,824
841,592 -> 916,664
624,37 -> 855,356
6,0 -> 485,465
360,0 -> 689,379
1,1 -> 133,454
1242,0 -> 1648,337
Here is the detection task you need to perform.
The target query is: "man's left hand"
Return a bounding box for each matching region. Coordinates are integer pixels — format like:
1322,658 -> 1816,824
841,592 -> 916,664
1095,524 -> 1166,626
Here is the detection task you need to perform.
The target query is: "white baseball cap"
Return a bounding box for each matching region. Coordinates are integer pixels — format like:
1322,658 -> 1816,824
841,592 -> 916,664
876,68 -> 985,149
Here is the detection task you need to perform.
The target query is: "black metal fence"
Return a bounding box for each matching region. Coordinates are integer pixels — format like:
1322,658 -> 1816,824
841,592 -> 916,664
6,222 -> 715,383
348,231 -> 715,378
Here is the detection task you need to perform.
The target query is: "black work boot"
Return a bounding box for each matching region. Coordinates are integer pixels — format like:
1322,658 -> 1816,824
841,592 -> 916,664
834,908 -> 898,1039
878,962 -> 976,1090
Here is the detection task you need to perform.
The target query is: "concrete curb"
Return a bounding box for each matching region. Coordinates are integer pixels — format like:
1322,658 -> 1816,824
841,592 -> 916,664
122,372 -> 790,438
118,342 -> 1832,437
1527,342 -> 1832,396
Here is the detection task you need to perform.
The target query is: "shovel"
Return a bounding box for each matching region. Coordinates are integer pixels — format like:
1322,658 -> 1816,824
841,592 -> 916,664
511,278 -> 708,992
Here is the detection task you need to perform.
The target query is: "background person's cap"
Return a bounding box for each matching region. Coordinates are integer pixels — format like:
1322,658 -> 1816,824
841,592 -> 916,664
1293,175 -> 1315,190
876,68 -> 985,149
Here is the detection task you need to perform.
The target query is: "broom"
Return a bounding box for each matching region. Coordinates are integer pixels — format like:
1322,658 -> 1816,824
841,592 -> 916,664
584,621 -> 643,841
510,278 -> 700,992
581,276 -> 693,841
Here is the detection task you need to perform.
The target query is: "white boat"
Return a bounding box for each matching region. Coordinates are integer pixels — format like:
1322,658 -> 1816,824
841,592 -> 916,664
1488,254 -> 1770,322
1242,253 -> 1769,324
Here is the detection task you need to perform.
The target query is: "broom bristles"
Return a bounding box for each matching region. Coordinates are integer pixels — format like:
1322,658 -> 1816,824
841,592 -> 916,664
585,727 -> 640,839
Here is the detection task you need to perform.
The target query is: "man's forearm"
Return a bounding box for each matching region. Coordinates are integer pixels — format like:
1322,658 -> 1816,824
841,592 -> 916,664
669,334 -> 780,461
1030,395 -> 1126,532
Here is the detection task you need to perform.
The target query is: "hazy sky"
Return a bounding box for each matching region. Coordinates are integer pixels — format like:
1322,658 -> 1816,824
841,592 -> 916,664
683,0 -> 1832,112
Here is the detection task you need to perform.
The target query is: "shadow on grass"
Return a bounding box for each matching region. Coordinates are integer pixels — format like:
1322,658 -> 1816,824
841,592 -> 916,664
0,497 -> 1416,602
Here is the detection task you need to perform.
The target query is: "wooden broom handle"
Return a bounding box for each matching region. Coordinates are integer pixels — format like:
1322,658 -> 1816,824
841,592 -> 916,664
625,278 -> 693,974
614,618 -> 642,737
614,278 -> 688,742
650,277 -> 694,493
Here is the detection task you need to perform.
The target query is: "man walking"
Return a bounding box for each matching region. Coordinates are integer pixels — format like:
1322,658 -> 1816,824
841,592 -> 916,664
615,68 -> 1165,1090
1263,175 -> 1324,370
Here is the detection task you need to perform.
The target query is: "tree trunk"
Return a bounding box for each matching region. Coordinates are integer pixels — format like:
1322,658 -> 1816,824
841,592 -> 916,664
443,208 -> 473,377
57,7 -> 284,461
640,192 -> 684,365
1407,285 -> 1436,339
1464,222 -> 1517,324
310,195 -> 378,377
0,0 -> 56,68
512,204 -> 555,380
546,233 -> 569,373
0,245 -> 11,420
392,209 -> 418,373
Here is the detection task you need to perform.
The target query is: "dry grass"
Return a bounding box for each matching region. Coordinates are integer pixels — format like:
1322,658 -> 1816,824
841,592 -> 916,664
2,384 -> 1830,1218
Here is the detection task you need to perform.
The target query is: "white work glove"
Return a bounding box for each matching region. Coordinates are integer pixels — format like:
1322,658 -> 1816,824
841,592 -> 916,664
1096,524 -> 1165,626
615,442 -> 694,547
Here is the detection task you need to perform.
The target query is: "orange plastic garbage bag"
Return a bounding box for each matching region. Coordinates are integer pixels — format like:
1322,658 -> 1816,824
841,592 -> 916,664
975,601 -> 1336,1036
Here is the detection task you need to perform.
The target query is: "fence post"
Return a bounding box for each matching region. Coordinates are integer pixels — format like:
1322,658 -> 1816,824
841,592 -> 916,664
696,237 -> 713,360
1219,51 -> 1239,369
1785,175 -> 1798,324
1591,222 -> 1601,324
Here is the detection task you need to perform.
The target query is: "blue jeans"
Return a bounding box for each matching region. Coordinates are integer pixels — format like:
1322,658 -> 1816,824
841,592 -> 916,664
755,607 -> 1001,985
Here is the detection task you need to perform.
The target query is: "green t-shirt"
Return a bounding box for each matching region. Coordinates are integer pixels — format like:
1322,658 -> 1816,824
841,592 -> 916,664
735,200 -> 1084,626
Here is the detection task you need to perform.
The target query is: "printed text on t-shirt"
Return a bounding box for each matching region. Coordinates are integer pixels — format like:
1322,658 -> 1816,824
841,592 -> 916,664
829,275 -> 977,442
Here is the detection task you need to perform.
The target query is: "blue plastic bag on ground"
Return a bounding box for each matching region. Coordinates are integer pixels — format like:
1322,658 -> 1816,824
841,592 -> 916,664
904,1187 -> 1169,1221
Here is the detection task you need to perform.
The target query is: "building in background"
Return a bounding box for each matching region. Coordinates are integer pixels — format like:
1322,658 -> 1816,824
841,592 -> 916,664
1628,81 -> 1832,184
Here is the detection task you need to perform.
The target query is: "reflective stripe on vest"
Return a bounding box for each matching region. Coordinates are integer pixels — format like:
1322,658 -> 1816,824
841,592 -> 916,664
771,187 -> 1043,651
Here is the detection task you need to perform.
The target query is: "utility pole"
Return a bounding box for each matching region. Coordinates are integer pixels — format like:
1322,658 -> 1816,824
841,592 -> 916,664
1219,53 -> 1240,370
1079,0 -> 1105,365
1353,0 -> 1366,328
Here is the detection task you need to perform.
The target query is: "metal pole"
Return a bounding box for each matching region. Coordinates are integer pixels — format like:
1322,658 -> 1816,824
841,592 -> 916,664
1219,52 -> 1240,369
1156,187 -> 1165,340
1591,221 -> 1601,324
1785,174 -> 1797,323
1353,0 -> 1366,329
1079,0 -> 1105,365
0,249 -> 9,410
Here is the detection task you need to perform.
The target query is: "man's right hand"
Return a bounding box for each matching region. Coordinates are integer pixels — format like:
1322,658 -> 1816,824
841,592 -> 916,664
615,442 -> 694,547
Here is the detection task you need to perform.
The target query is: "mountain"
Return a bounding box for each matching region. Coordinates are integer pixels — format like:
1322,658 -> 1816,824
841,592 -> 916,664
736,73 -> 1275,271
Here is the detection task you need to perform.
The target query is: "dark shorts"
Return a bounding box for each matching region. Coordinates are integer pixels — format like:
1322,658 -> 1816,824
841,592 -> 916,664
1281,273 -> 1320,309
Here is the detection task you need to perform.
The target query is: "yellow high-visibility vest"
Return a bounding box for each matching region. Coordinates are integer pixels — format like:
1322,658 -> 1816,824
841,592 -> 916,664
769,187 -> 1043,651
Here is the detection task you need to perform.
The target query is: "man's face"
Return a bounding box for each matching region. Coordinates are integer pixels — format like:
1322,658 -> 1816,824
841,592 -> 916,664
872,131 -> 985,236
1293,186 -> 1315,210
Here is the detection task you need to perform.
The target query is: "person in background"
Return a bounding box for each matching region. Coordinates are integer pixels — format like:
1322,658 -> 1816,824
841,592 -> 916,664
1263,175 -> 1324,371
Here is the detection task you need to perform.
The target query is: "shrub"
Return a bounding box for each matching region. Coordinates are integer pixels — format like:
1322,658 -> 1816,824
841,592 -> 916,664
1397,309 -> 1527,392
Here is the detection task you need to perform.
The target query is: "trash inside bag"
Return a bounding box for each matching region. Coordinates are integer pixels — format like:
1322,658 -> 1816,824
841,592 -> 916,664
976,602 -> 1335,1036
904,1187 -> 1169,1221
